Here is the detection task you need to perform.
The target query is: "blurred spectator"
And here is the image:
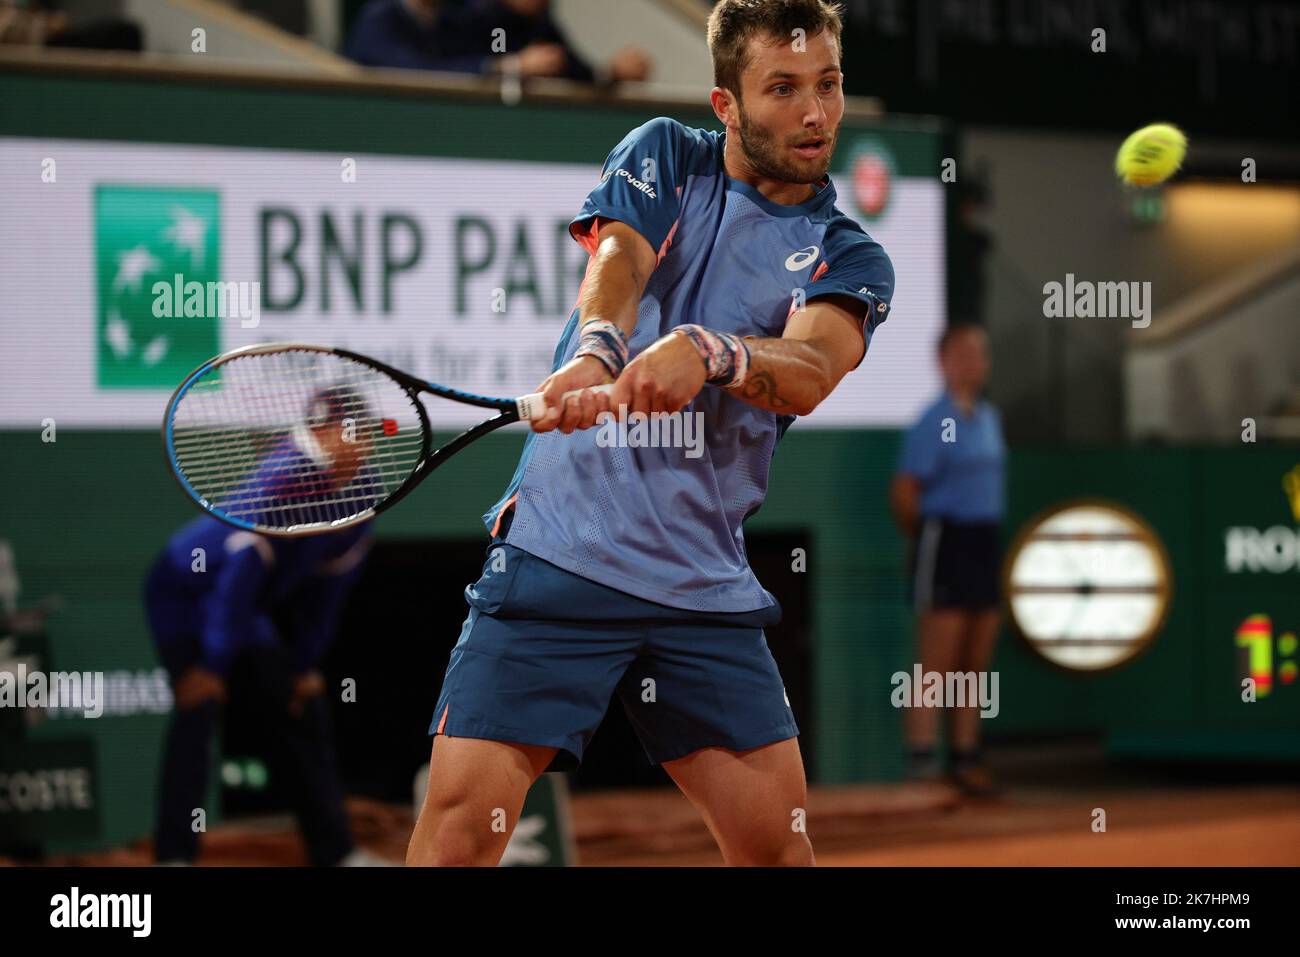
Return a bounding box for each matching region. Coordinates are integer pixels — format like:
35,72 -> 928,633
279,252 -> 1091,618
0,0 -> 141,51
461,0 -> 650,84
347,0 -> 485,72
346,0 -> 650,84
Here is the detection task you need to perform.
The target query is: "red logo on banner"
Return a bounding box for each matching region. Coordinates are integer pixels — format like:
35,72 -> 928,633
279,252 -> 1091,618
853,153 -> 890,218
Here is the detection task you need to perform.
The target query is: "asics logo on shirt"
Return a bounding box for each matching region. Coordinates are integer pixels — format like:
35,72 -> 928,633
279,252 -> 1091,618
613,168 -> 657,199
785,246 -> 820,270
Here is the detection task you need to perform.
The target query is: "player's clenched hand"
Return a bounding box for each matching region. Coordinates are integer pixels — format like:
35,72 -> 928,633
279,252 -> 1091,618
531,355 -> 613,434
608,331 -> 707,415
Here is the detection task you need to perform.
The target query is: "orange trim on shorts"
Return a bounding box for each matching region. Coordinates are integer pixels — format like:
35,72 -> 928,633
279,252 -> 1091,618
436,704 -> 450,734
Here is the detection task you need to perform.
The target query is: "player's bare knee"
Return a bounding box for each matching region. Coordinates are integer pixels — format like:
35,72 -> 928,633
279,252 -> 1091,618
408,804 -> 503,866
720,815 -> 813,866
408,829 -> 484,867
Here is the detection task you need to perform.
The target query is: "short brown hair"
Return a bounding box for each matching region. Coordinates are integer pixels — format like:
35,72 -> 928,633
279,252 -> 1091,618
707,0 -> 845,97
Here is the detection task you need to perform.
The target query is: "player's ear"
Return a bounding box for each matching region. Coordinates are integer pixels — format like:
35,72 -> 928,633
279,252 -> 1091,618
709,87 -> 735,127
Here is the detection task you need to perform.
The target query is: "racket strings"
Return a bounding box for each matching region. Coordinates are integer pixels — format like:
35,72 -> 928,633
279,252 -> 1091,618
170,349 -> 426,532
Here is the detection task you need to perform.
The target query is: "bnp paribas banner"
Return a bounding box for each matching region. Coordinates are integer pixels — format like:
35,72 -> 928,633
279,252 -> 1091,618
0,137 -> 943,429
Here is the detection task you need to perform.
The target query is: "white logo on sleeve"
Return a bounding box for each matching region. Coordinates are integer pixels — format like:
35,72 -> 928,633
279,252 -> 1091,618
613,168 -> 657,199
785,246 -> 820,270
862,289 -> 888,315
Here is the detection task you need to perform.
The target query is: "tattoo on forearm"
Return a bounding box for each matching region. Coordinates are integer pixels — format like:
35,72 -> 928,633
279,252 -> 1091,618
739,371 -> 792,410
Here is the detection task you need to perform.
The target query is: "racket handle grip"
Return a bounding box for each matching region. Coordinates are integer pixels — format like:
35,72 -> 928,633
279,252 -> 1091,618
515,383 -> 615,422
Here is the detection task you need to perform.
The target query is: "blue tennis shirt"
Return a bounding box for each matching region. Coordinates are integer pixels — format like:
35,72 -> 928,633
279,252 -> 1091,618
896,392 -> 1006,523
487,117 -> 896,612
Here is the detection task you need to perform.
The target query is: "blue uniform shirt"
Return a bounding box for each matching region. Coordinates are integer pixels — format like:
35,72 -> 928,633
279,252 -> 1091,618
897,393 -> 1006,522
149,434 -> 378,676
486,118 -> 895,612
148,516 -> 372,677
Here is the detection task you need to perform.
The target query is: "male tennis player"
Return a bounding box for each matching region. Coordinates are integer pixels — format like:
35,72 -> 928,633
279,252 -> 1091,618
410,0 -> 893,866
146,386 -> 377,865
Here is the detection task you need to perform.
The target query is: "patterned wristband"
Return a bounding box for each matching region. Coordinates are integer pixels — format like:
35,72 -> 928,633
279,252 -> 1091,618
673,324 -> 751,388
573,319 -> 629,379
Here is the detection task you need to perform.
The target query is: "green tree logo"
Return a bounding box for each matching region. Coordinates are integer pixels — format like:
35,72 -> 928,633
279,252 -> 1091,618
95,185 -> 220,388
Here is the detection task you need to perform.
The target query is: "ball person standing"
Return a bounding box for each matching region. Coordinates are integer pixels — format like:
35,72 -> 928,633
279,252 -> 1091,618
891,324 -> 1005,797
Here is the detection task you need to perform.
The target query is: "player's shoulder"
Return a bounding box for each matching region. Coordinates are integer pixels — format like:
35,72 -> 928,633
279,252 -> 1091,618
823,207 -> 891,263
628,116 -> 718,145
815,205 -> 895,293
618,117 -> 721,166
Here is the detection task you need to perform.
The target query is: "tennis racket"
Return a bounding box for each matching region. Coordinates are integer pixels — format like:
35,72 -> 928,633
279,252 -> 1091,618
163,342 -> 611,537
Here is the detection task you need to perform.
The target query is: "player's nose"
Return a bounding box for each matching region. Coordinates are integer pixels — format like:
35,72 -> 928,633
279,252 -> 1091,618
802,96 -> 828,128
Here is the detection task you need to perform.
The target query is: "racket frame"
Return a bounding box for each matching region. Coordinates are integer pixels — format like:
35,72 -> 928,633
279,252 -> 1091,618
162,342 -> 525,537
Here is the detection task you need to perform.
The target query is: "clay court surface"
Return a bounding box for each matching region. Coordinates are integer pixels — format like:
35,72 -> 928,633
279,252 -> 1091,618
12,745 -> 1300,867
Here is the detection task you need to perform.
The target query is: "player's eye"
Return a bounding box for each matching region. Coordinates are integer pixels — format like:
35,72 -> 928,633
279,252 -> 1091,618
772,84 -> 792,95
819,78 -> 839,92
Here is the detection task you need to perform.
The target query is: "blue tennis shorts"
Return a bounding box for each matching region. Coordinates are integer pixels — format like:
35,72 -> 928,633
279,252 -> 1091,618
428,543 -> 798,772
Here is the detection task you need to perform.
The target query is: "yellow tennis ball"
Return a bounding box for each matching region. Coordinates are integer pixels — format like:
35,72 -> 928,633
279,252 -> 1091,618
1115,123 -> 1187,186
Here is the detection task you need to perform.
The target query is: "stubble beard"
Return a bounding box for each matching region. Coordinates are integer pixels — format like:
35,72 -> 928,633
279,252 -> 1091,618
736,102 -> 837,185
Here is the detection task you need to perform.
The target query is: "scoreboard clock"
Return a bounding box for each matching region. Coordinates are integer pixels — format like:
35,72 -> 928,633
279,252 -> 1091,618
1003,499 -> 1174,672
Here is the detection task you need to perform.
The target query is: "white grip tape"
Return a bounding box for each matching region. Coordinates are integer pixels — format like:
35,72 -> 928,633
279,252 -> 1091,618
515,383 -> 616,421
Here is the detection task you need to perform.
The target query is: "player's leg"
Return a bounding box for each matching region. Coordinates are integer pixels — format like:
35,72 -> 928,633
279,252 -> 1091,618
409,542 -> 642,865
662,739 -> 814,866
618,613 -> 811,865
407,735 -> 557,866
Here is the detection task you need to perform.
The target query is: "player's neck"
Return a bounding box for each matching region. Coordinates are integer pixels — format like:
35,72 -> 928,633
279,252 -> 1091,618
723,142 -> 818,206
